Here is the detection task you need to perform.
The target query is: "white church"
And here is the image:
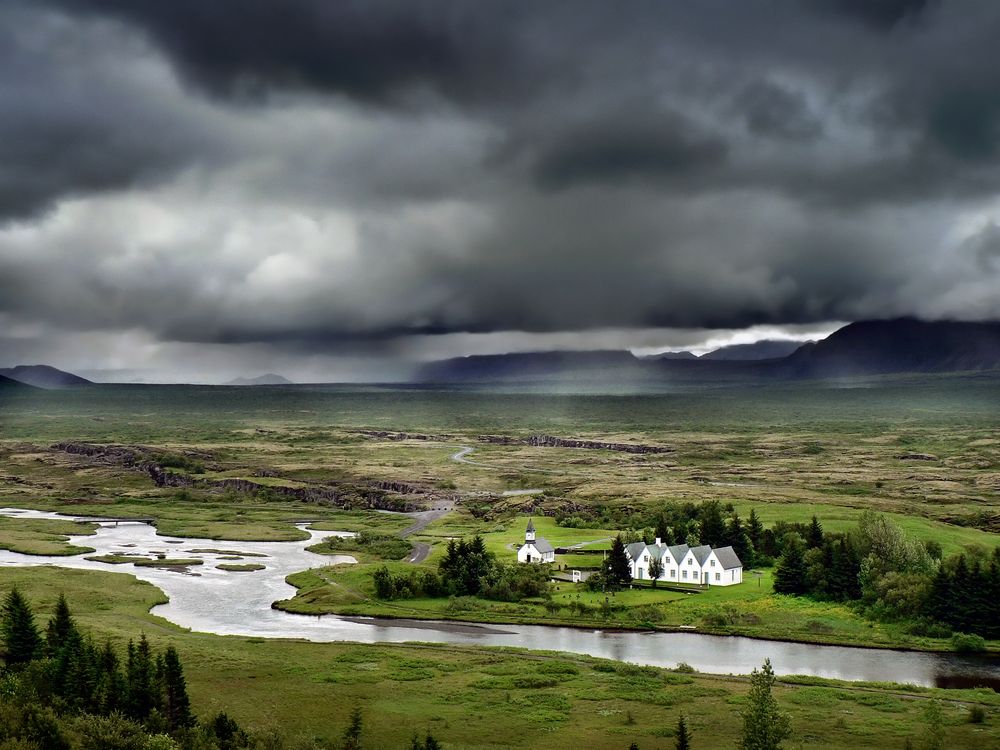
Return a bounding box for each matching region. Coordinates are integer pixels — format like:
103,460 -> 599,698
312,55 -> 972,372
516,519 -> 556,564
625,539 -> 743,586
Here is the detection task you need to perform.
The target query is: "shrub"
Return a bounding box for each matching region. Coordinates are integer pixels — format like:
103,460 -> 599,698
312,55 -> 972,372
951,632 -> 987,653
968,705 -> 986,724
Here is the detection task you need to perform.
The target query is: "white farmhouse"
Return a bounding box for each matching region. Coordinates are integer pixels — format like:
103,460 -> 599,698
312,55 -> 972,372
516,518 -> 556,564
625,539 -> 743,586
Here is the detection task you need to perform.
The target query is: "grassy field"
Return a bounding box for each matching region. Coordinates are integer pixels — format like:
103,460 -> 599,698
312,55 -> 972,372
4,566 -> 1000,750
2,379 -> 1000,743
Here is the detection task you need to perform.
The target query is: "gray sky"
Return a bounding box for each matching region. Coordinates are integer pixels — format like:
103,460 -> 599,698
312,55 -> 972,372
2,0 -> 999,382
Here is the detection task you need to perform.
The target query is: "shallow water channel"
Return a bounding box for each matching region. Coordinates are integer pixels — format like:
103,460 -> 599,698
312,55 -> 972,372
2,508 -> 999,689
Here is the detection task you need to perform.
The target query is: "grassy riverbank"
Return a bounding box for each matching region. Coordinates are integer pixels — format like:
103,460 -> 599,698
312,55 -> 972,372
276,561 -> 992,653
4,566 -> 1000,749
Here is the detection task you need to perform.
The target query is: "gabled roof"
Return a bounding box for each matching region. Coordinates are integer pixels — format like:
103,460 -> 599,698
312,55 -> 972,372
712,545 -> 742,570
667,544 -> 690,563
690,545 -> 713,566
531,537 -> 554,554
625,542 -> 647,561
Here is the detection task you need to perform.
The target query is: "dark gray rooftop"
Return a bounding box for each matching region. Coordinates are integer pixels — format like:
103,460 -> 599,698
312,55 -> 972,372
712,545 -> 742,569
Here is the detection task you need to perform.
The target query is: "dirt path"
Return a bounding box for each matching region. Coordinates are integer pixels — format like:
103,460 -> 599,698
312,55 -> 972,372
394,499 -> 455,564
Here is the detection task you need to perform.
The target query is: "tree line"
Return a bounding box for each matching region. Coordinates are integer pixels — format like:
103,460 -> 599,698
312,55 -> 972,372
373,536 -> 549,603
771,510 -> 1000,645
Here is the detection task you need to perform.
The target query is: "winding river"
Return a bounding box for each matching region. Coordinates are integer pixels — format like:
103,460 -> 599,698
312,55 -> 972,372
3,508 -> 999,689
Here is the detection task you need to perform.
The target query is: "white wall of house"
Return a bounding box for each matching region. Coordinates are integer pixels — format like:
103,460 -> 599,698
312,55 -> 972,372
517,543 -> 555,564
626,545 -> 743,586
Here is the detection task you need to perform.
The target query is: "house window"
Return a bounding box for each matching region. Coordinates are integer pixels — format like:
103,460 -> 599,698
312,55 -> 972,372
715,572 -> 720,581
682,570 -> 687,579
711,560 -> 716,567
670,570 -> 676,577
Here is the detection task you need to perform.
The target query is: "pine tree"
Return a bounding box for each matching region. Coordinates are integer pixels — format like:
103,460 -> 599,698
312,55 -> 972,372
747,509 -> 764,553
343,707 -> 363,750
1,587 -> 41,667
126,635 -> 157,720
773,535 -> 808,595
739,659 -> 791,750
727,513 -> 753,567
698,501 -> 727,547
604,535 -> 633,589
161,646 -> 194,729
806,516 -> 824,549
655,514 -> 673,546
46,593 -> 78,656
675,714 -> 692,750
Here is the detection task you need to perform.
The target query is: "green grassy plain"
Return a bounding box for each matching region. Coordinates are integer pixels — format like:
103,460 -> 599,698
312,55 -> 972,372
4,567 -> 1000,750
2,379 -> 1000,743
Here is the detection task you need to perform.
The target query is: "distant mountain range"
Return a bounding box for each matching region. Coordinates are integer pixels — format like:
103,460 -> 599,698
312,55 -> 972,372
225,373 -> 294,386
650,339 -> 808,362
700,339 -> 807,361
0,365 -> 91,389
418,319 -> 1000,383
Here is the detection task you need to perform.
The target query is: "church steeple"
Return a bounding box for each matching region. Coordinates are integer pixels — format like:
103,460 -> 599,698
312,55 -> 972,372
525,518 -> 536,543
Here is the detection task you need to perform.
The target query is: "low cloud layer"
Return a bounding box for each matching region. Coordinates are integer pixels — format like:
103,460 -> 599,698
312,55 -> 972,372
1,1 -> 999,380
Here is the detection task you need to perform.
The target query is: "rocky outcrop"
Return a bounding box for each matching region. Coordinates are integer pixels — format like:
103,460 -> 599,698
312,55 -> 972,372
476,434 -> 672,454
353,430 -> 446,442
52,442 -> 146,466
51,441 -> 445,513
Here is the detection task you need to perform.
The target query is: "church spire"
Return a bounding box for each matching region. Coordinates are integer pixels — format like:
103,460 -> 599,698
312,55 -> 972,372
525,518 -> 536,543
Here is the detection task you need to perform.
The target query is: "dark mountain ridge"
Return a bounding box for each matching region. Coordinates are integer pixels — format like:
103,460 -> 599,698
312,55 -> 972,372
700,339 -> 806,361
417,319 -> 1000,383
0,365 -> 91,389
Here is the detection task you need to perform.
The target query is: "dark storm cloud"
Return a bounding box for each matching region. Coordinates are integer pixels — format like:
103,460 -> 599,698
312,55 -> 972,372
2,0 -> 1000,375
811,0 -> 937,30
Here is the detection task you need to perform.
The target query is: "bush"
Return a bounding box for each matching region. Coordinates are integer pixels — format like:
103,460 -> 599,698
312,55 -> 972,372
951,632 -> 987,653
968,705 -> 986,724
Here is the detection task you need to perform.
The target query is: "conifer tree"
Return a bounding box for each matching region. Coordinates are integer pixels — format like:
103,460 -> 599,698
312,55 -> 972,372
46,593 -> 78,656
1,587 -> 41,667
739,659 -> 791,750
747,509 -> 764,552
806,516 -> 824,549
727,512 -> 753,567
126,635 -> 158,720
161,646 -> 194,730
603,535 -> 633,589
343,707 -> 363,750
675,714 -> 692,750
655,514 -> 673,546
698,501 -> 727,547
773,535 -> 808,595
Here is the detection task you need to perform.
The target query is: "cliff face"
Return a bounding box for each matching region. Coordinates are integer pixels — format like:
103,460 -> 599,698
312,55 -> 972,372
51,442 -> 446,512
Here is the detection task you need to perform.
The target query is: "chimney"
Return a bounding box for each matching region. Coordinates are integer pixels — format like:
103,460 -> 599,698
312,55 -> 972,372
655,537 -> 661,546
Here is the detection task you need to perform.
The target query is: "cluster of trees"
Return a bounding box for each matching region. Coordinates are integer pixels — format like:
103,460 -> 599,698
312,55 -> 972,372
926,548 -> 1000,639
771,511 -> 1000,642
772,517 -> 861,601
2,589 -> 193,732
3,589 -> 443,750
640,501 -> 760,567
373,536 -> 551,603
